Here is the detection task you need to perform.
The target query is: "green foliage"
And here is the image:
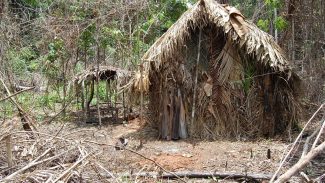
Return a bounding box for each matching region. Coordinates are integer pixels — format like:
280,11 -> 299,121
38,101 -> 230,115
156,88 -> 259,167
230,0 -> 259,18
38,91 -> 61,109
7,46 -> 40,76
257,19 -> 270,32
47,38 -> 65,62
264,0 -> 281,8
274,16 -> 288,30
23,0 -> 53,8
156,0 -> 188,32
79,24 -> 96,49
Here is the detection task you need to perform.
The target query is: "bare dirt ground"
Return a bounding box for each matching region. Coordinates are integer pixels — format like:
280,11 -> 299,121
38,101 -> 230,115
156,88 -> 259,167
39,116 -> 290,182
1,108 -> 324,182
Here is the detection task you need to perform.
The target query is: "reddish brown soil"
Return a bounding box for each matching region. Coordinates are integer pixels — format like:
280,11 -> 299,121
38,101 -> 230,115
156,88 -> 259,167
44,117 -> 288,176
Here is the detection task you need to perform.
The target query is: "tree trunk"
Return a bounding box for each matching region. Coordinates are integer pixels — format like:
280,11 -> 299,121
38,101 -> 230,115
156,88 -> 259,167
86,80 -> 94,117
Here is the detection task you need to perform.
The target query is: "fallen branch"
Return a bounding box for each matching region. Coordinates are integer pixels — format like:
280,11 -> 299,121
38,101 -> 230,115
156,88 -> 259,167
0,78 -> 36,132
275,141 -> 325,183
2,148 -> 53,181
100,171 -> 273,180
2,147 -> 74,182
53,153 -> 91,182
301,126 -> 320,158
311,116 -> 325,149
0,86 -> 35,102
271,103 -> 325,182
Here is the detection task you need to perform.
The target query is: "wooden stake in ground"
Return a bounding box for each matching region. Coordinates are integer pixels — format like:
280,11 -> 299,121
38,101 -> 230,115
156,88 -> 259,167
5,135 -> 13,168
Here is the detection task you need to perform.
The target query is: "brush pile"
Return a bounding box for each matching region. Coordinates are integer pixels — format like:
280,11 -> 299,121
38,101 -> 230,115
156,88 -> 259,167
0,121 -> 138,183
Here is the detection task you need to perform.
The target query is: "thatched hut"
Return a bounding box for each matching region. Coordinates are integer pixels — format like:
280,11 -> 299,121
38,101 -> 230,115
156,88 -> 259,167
72,65 -> 130,120
132,0 -> 300,140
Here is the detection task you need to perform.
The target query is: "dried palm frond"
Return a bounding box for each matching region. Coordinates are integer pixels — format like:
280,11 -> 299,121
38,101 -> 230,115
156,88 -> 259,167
213,37 -> 241,84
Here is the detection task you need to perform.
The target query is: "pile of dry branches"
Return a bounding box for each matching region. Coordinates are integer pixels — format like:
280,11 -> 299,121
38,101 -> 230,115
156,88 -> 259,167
0,122 -> 188,183
0,125 -> 103,182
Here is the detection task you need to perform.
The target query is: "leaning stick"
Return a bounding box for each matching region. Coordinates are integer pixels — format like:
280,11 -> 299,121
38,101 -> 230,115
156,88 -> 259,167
2,147 -> 74,182
311,116 -> 325,149
53,153 -> 90,182
0,86 -> 35,102
2,148 -> 52,181
270,103 -> 325,182
0,78 -> 36,132
301,126 -> 319,158
275,141 -> 325,183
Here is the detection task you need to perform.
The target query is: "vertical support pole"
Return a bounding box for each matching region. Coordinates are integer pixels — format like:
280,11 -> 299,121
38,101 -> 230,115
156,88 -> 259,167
190,28 -> 202,134
96,45 -> 102,128
123,89 -> 126,122
109,80 -> 114,119
274,8 -> 278,43
140,64 -> 144,124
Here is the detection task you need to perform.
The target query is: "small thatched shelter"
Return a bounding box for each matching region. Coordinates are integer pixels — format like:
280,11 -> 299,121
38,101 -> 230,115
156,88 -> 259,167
72,65 -> 130,119
132,0 -> 300,140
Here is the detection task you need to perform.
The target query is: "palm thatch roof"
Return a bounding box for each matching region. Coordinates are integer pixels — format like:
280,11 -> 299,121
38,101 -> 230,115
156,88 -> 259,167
140,0 -> 293,85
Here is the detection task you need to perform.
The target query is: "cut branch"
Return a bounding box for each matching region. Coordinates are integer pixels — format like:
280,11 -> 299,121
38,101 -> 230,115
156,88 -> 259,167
100,171 -> 273,180
271,103 -> 325,182
0,86 -> 35,102
0,77 -> 36,132
53,153 -> 90,182
275,141 -> 325,183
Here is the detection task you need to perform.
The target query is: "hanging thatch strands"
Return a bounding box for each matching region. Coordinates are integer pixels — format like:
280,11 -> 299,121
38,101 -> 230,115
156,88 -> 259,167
129,0 -> 300,140
132,70 -> 150,93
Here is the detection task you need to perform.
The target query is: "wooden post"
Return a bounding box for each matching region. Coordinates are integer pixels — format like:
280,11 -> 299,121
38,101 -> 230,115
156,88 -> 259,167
123,89 -> 126,122
114,80 -> 118,122
96,45 -> 102,128
140,64 -> 144,124
5,135 -> 13,169
62,59 -> 67,117
106,79 -> 109,114
190,28 -> 202,134
274,8 -> 278,43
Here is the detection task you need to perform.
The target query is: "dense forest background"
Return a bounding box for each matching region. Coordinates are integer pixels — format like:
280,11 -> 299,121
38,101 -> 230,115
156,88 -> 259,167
0,0 -> 324,121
